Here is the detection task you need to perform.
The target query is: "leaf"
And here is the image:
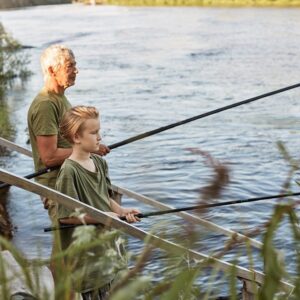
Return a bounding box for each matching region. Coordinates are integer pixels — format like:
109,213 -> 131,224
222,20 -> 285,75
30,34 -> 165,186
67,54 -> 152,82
109,276 -> 151,300
160,268 -> 199,300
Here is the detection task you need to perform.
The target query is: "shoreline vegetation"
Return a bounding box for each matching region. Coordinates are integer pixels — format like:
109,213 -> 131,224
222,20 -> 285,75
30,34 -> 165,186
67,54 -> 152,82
0,0 -> 71,10
77,0 -> 300,5
0,23 -> 32,238
1,0 -> 300,8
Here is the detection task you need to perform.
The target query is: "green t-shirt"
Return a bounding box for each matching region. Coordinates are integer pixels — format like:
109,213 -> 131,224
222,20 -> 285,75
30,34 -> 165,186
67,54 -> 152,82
55,155 -> 126,292
27,87 -> 72,189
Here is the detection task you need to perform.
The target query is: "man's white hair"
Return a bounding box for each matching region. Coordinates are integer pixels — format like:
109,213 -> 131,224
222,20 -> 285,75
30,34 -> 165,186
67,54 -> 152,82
40,45 -> 74,81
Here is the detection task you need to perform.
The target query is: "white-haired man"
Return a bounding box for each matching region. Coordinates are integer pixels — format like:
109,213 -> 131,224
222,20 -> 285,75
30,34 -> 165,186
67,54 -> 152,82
27,45 -> 110,218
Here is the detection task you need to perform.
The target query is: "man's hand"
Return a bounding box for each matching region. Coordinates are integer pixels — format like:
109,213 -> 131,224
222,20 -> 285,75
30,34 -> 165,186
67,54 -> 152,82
98,144 -> 110,156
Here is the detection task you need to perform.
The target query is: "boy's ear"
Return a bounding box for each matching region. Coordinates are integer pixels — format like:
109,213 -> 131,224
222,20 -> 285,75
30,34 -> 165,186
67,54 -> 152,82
73,133 -> 81,144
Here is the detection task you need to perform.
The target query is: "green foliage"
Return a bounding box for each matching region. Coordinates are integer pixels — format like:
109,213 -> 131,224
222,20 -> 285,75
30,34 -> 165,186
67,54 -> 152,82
0,22 -> 31,153
0,22 -> 32,87
110,276 -> 151,300
1,204 -> 298,299
259,205 -> 290,299
2,145 -> 300,299
160,268 -> 199,300
0,236 -> 53,300
0,98 -> 15,143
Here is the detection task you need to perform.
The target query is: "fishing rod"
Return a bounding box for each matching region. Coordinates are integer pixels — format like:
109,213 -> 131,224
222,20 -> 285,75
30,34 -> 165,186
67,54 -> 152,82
43,191 -> 300,232
0,166 -> 60,190
2,82 -> 300,189
108,82 -> 300,149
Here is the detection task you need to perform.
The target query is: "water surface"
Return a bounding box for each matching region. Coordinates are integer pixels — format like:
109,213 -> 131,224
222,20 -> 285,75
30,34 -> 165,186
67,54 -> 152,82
1,4 -> 300,290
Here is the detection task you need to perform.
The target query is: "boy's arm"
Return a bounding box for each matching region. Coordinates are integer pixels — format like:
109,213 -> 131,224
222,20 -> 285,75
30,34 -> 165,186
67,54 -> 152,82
110,198 -> 141,223
59,212 -> 119,225
58,200 -> 140,225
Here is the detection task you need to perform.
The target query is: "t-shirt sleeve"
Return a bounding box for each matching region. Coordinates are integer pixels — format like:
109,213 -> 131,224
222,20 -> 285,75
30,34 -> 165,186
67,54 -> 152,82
32,101 -> 59,136
103,159 -> 114,198
55,173 -> 79,220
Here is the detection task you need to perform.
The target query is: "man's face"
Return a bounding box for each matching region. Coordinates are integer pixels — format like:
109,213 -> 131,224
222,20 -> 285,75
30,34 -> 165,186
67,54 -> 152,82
54,56 -> 78,89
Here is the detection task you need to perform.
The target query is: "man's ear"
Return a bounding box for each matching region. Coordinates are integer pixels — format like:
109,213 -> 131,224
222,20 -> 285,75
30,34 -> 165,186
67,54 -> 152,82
48,66 -> 55,77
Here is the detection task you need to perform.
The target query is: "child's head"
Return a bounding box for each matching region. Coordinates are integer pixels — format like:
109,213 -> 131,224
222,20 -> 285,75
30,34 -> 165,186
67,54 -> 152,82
60,106 -> 100,147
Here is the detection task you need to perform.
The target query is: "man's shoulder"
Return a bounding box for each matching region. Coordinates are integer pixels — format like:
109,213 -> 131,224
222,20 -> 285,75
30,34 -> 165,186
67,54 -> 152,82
28,89 -> 70,113
28,90 -> 55,114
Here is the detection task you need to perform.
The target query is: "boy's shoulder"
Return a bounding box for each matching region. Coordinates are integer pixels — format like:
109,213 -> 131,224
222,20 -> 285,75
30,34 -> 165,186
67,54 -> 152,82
91,154 -> 107,168
58,159 -> 79,177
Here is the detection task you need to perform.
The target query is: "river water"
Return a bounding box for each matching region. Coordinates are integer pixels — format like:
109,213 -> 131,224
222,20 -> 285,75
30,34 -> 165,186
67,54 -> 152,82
1,3 -> 300,293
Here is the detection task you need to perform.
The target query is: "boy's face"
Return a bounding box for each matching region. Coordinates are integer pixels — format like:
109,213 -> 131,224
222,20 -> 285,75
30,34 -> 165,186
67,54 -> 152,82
75,118 -> 101,152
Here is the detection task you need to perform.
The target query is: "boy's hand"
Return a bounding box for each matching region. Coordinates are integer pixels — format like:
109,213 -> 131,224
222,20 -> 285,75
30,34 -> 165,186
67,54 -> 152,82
121,208 -> 141,223
107,212 -> 120,219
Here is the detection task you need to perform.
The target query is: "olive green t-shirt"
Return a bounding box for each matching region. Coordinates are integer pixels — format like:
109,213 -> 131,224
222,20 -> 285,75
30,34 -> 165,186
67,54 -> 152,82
27,87 -> 72,189
56,155 -> 113,221
55,155 -> 126,292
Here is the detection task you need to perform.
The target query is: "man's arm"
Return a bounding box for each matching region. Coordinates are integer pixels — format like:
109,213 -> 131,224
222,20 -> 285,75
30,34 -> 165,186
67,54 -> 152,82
36,135 -> 72,167
37,135 -> 110,167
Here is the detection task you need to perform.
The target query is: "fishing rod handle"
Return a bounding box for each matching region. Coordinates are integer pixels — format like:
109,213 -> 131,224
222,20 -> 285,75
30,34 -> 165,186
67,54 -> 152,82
44,223 -> 101,232
119,213 -> 144,221
44,214 -> 146,232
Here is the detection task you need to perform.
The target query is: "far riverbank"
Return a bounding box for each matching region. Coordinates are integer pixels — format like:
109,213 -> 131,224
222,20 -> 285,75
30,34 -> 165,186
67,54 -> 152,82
0,0 -> 71,10
2,0 -> 300,9
77,0 -> 300,6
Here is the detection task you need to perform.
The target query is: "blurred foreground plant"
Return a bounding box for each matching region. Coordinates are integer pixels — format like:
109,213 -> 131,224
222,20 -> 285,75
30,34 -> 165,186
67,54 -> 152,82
1,144 -> 300,299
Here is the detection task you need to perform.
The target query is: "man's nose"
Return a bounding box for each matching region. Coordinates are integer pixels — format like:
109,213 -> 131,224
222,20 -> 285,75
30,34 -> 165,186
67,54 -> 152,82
74,67 -> 79,74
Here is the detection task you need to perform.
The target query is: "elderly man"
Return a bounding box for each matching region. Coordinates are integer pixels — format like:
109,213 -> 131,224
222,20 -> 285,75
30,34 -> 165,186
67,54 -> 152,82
27,45 -> 110,219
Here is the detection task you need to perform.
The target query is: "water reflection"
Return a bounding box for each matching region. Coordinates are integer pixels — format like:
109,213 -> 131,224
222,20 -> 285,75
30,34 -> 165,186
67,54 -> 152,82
0,92 -> 15,157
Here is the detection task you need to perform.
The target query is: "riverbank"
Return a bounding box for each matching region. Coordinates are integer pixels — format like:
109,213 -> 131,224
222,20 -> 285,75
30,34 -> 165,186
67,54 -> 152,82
0,0 -> 71,10
2,0 -> 300,9
78,0 -> 300,5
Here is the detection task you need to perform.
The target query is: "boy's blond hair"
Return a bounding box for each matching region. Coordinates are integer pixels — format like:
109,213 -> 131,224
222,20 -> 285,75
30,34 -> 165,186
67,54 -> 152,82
60,106 -> 99,144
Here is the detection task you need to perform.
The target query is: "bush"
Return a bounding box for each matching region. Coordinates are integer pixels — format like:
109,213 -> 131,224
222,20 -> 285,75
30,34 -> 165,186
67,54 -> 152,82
0,22 -> 32,87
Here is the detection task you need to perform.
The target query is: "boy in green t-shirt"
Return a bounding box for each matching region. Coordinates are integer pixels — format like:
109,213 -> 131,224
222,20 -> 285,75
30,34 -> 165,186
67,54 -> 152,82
55,105 -> 140,299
